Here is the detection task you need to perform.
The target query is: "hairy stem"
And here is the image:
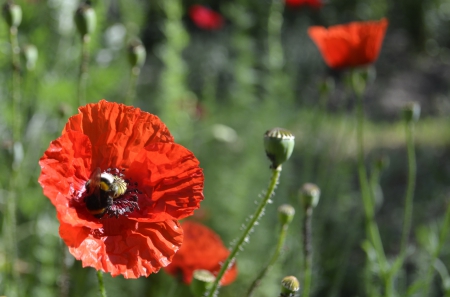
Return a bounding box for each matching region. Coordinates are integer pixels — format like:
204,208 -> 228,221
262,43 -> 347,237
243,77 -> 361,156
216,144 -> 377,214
246,220 -> 290,297
399,121 -> 416,257
206,167 -> 282,297
354,83 -> 388,292
125,67 -> 140,105
302,207 -> 313,297
78,35 -> 90,106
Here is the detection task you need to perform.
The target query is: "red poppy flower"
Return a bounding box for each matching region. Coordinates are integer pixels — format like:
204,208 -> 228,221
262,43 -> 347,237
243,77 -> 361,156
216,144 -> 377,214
39,100 -> 204,278
308,18 -> 388,69
285,0 -> 323,9
164,221 -> 237,285
189,5 -> 223,30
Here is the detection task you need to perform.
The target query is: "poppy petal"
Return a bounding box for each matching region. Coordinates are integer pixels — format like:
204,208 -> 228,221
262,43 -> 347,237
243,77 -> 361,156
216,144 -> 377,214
64,100 -> 174,170
308,18 -> 388,69
60,217 -> 183,278
38,130 -> 101,229
126,142 -> 204,221
164,221 -> 237,285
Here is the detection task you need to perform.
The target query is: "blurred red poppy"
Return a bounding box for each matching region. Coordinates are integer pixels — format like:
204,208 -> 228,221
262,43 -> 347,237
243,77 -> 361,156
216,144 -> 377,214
39,100 -> 204,278
164,221 -> 237,285
308,18 -> 388,69
285,0 -> 323,9
189,5 -> 223,30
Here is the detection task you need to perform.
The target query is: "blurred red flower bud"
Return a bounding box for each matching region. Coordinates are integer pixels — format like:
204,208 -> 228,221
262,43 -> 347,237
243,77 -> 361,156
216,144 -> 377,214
189,5 -> 223,30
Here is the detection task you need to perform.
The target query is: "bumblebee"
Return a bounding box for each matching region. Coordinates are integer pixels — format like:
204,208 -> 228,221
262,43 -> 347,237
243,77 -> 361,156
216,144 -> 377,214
84,168 -> 128,218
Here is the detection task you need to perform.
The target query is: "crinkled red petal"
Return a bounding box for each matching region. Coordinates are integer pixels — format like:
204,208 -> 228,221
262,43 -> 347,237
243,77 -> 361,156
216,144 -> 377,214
308,18 -> 388,69
126,143 -> 204,222
38,130 -> 101,229
63,100 -> 174,170
164,221 -> 237,286
60,216 -> 183,278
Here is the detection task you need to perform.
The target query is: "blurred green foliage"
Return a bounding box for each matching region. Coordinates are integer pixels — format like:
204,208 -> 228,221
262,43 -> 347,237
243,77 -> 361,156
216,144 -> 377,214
0,0 -> 449,296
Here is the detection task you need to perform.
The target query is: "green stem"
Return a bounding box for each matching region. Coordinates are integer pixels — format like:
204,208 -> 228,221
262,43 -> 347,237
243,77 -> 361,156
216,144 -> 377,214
3,25 -> 22,297
125,67 -> 139,105
246,221 -> 290,297
206,167 -> 282,297
10,26 -> 21,142
97,270 -> 107,297
423,200 -> 450,295
399,121 -> 416,257
354,84 -> 388,285
78,34 -> 90,106
267,0 -> 284,72
302,207 -> 313,297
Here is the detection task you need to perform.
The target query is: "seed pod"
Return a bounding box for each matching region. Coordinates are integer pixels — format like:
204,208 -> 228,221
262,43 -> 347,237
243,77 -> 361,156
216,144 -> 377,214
74,2 -> 96,38
128,39 -> 146,69
2,2 -> 22,29
280,275 -> 300,297
264,128 -> 295,169
278,204 -> 295,225
402,102 -> 420,123
300,183 -> 320,209
190,269 -> 215,297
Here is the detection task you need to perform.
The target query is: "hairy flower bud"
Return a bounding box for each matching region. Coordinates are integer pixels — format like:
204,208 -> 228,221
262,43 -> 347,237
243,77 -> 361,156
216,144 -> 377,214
190,269 -> 215,297
264,128 -> 295,169
402,102 -> 420,123
2,2 -> 21,29
74,2 -> 96,38
300,183 -> 320,209
280,275 -> 300,297
278,204 -> 295,225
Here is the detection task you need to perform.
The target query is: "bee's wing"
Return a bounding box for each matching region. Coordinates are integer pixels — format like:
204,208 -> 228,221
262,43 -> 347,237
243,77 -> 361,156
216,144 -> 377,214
86,167 -> 101,196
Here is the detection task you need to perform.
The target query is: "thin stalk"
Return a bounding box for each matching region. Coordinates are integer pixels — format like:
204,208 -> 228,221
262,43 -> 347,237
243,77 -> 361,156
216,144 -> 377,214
302,207 -> 313,297
206,167 -> 282,297
385,119 -> 417,294
423,200 -> 450,295
246,221 -> 290,297
125,67 -> 140,105
355,90 -> 388,284
10,26 -> 21,141
399,121 -> 416,257
78,34 -> 90,106
97,270 -> 107,297
4,25 -> 22,297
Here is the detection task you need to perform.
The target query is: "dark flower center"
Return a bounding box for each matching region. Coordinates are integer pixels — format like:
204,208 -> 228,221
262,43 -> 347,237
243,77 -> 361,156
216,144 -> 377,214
82,167 -> 141,219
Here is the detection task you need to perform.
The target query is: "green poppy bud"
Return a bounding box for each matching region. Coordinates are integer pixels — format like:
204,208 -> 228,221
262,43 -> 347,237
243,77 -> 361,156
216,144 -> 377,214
74,2 -> 96,38
128,39 -> 146,69
264,128 -> 295,169
2,2 -> 21,29
402,102 -> 420,123
190,269 -> 215,297
278,204 -> 295,225
22,44 -> 38,71
280,275 -> 300,297
300,183 -> 320,210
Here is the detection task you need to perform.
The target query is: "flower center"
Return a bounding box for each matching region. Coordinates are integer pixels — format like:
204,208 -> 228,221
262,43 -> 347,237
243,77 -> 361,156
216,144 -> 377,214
83,167 -> 140,219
